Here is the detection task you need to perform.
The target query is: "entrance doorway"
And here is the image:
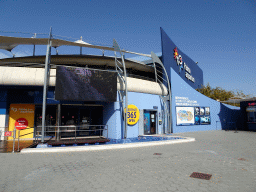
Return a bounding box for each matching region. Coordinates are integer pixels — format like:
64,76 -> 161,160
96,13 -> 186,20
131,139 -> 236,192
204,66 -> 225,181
34,105 -> 57,137
144,110 -> 157,135
34,105 -> 103,138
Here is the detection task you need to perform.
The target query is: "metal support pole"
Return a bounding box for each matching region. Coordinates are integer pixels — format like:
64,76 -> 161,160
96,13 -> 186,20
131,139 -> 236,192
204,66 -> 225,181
113,39 -> 128,139
33,45 -> 35,56
80,36 -> 83,55
153,62 -> 157,82
18,130 -> 20,152
41,27 -> 52,143
33,33 -> 36,56
57,104 -> 61,141
75,126 -> 76,141
12,127 -> 16,153
121,54 -> 128,139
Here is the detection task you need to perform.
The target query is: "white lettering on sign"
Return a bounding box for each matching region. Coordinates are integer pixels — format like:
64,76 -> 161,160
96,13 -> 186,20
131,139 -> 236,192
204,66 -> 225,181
185,72 -> 195,83
183,62 -> 191,74
175,96 -> 199,106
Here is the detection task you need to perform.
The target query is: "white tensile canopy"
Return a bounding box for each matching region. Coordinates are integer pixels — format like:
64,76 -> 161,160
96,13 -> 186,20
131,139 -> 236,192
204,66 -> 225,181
0,35 -> 151,57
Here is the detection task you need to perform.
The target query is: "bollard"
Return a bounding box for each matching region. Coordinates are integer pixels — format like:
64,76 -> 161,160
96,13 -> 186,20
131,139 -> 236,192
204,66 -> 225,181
234,123 -> 238,133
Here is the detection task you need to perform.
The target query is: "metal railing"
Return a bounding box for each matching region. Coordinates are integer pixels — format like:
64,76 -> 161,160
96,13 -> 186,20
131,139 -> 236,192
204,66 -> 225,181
35,125 -> 108,142
1,125 -> 108,152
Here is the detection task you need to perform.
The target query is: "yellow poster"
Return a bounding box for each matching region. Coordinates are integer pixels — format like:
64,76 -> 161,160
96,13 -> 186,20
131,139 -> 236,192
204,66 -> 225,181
8,104 -> 35,140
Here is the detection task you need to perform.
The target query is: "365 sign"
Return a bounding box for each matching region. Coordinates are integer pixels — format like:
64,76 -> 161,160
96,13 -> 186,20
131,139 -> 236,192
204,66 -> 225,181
125,104 -> 140,125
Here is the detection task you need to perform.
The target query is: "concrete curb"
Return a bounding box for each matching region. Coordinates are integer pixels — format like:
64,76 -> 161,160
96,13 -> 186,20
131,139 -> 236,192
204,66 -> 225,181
20,137 -> 195,153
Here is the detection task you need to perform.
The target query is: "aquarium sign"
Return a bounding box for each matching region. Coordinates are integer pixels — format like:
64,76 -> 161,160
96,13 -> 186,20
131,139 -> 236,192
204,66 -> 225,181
173,47 -> 195,83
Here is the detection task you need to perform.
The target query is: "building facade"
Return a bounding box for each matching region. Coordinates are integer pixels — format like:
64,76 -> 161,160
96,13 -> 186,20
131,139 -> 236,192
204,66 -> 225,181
0,28 -> 243,141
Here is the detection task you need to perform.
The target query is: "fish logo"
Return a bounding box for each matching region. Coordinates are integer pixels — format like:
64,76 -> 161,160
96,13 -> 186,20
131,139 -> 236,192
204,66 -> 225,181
11,107 -> 17,112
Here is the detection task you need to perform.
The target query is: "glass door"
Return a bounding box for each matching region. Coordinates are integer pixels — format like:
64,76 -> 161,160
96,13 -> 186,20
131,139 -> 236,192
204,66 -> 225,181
79,108 -> 91,136
61,106 -> 79,137
144,110 -> 156,135
34,105 -> 57,137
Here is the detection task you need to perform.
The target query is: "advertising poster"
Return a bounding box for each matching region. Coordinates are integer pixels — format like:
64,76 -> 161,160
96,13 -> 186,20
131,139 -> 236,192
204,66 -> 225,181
194,116 -> 200,125
176,107 -> 195,125
194,107 -> 200,115
144,111 -> 150,134
200,116 -> 211,125
200,107 -> 205,115
8,104 -> 35,140
205,107 -> 210,115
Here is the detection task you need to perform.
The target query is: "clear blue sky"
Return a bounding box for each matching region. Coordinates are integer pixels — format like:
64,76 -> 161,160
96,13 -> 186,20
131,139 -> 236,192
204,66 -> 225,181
0,0 -> 255,97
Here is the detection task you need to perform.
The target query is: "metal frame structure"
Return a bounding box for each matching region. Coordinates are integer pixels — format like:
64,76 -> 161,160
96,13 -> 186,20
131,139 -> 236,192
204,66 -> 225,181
113,39 -> 128,139
150,52 -> 172,134
41,28 -> 52,142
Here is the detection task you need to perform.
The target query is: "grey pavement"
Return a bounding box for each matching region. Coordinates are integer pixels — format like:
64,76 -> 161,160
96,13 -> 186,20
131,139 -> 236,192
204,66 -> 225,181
0,130 -> 255,192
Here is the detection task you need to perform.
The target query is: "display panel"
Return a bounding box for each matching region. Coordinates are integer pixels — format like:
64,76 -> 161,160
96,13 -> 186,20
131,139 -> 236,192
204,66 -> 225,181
200,107 -> 205,115
176,107 -> 195,125
205,107 -> 210,115
55,66 -> 117,102
194,107 -> 199,115
200,116 -> 211,125
194,116 -> 200,125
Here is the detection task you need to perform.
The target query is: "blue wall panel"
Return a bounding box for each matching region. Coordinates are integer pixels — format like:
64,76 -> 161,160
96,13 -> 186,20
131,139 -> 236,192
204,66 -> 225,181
126,92 -> 164,138
0,102 -> 6,115
104,91 -> 165,139
171,68 -> 242,133
161,27 -> 204,89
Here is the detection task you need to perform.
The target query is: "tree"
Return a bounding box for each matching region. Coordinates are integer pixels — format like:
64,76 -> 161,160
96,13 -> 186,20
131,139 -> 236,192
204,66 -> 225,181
196,83 -> 251,107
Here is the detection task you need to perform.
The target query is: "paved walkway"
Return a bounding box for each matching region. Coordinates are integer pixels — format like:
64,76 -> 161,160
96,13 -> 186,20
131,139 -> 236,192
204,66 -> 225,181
0,130 -> 255,192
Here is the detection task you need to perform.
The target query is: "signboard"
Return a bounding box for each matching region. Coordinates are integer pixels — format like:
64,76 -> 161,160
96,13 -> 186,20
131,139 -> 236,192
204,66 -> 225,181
55,66 -> 117,102
176,107 -> 195,125
173,47 -> 195,83
125,104 -> 140,125
176,106 -> 211,126
4,131 -> 12,137
8,104 -> 35,139
15,118 -> 28,130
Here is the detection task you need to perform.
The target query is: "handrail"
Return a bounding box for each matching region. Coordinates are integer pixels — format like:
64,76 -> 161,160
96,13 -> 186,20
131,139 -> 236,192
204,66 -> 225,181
36,125 -> 108,143
4,124 -> 108,152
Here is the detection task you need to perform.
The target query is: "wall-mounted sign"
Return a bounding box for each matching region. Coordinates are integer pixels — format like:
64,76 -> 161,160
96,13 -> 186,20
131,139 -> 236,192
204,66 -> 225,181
15,118 -> 28,130
125,104 -> 140,125
173,47 -> 195,83
9,104 -> 35,139
176,107 -> 195,125
175,96 -> 199,106
176,106 -> 211,126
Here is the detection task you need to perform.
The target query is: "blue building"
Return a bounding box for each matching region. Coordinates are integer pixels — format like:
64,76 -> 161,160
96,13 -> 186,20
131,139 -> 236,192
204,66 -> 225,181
0,28 -> 242,141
